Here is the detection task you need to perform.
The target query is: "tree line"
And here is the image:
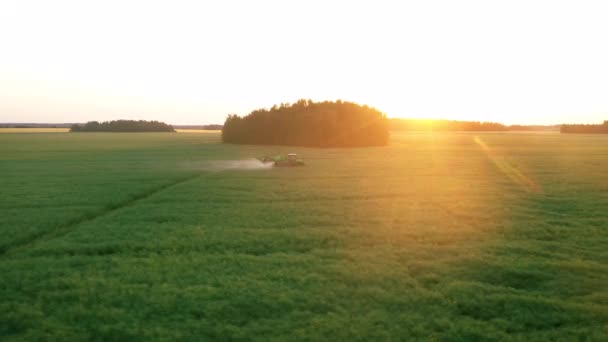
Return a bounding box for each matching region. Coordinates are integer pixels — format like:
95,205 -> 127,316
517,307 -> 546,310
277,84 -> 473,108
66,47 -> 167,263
0,123 -> 73,128
389,119 -> 508,131
70,120 -> 175,132
222,99 -> 389,147
173,124 -> 223,130
388,119 -> 561,132
561,121 -> 608,134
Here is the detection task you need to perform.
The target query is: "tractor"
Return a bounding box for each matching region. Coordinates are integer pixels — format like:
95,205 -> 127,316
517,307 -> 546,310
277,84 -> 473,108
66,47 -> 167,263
259,153 -> 305,167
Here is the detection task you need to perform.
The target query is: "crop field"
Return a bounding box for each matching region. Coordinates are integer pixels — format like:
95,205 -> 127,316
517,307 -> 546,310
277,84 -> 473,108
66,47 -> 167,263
1,131 -> 607,340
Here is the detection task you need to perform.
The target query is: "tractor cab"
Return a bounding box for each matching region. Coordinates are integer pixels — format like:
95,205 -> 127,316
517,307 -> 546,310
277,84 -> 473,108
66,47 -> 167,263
276,153 -> 304,167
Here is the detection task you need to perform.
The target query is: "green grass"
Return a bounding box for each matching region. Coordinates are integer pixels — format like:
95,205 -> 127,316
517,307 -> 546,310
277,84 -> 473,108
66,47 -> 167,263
1,131 -> 607,340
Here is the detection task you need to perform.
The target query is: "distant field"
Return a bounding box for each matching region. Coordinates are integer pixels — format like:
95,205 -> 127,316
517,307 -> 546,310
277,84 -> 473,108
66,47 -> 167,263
0,127 -> 69,133
0,132 -> 606,340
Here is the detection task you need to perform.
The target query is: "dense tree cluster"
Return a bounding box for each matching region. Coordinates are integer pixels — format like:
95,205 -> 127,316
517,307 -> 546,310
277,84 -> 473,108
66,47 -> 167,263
222,99 -> 389,147
70,120 -> 175,132
561,121 -> 608,134
389,119 -> 508,131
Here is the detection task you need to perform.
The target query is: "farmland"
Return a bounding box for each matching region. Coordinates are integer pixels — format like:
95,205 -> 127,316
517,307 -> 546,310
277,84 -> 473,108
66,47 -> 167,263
1,131 -> 607,340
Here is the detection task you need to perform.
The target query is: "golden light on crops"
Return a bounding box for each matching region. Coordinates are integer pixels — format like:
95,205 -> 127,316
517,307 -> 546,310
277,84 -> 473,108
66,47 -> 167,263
474,136 -> 542,193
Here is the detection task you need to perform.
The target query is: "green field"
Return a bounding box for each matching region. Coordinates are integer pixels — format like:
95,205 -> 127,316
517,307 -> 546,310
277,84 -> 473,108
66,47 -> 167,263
1,132 -> 607,340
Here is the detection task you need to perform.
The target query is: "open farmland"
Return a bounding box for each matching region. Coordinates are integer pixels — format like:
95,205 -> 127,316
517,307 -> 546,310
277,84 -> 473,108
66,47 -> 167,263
1,131 -> 607,340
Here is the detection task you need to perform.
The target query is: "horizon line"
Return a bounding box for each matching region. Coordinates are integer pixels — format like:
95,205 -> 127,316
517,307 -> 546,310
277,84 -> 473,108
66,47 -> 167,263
0,118 -> 597,127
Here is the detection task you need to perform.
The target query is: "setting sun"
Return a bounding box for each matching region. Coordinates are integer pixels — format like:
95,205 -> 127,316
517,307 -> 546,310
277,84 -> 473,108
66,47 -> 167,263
2,0 -> 608,125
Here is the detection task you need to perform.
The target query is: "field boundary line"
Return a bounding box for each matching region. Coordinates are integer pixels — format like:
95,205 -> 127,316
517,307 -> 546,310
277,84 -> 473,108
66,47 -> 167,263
0,173 -> 202,258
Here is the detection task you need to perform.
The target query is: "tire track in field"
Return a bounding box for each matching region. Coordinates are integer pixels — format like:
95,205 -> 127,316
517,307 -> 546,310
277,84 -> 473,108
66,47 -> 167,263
0,173 -> 202,257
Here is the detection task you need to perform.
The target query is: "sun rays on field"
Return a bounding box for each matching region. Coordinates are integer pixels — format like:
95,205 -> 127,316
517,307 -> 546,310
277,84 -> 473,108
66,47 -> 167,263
474,136 -> 543,193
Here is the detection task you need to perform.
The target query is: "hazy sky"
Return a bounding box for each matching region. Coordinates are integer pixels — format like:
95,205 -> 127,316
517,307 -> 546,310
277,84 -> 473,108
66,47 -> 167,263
1,0 -> 607,125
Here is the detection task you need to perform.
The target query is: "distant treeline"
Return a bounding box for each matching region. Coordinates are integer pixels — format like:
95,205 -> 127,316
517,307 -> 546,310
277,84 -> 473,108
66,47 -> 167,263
389,119 -> 559,132
70,120 -> 175,132
0,123 -> 74,128
561,121 -> 608,134
222,99 -> 388,147
508,125 -> 559,131
390,119 -> 507,131
174,124 -> 223,130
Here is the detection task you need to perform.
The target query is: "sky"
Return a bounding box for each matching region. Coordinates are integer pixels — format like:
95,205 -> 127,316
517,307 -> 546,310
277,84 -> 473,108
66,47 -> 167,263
1,0 -> 607,125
